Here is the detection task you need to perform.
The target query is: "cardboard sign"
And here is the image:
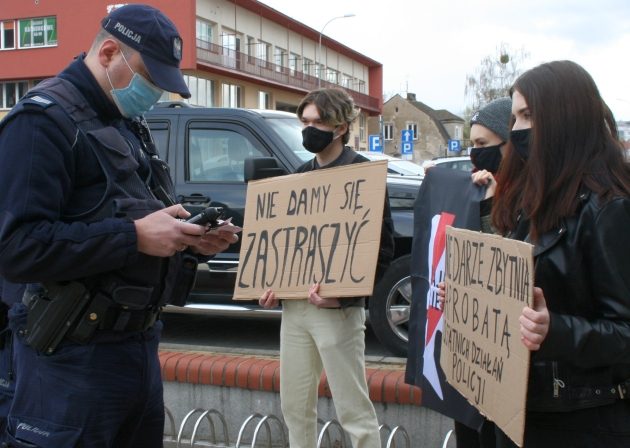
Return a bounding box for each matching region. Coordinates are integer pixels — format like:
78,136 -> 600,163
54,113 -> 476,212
234,160 -> 388,300
441,227 -> 534,447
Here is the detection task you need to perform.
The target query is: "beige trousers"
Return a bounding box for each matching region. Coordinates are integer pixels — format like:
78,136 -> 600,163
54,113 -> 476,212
280,300 -> 381,448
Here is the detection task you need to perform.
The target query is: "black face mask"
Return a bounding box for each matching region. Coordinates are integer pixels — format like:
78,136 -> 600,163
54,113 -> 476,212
511,128 -> 531,160
302,126 -> 334,153
470,144 -> 503,174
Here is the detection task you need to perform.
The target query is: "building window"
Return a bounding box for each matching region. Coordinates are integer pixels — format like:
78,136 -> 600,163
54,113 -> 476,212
406,122 -> 419,140
326,68 -> 338,85
384,123 -> 394,140
0,81 -> 28,109
222,83 -> 241,108
274,47 -> 286,72
247,36 -> 256,62
357,80 -> 366,93
257,41 -> 270,63
258,91 -> 270,109
196,18 -> 213,49
289,52 -> 300,76
341,74 -> 352,88
184,75 -> 214,107
1,20 -> 15,49
18,17 -> 57,48
315,63 -> 324,79
303,58 -> 313,76
454,126 -> 462,140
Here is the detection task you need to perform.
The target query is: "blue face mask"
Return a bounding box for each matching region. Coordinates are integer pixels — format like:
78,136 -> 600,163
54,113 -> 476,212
107,52 -> 163,118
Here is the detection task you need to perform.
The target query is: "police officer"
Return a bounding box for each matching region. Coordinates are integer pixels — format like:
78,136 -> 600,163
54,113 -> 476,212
0,4 -> 238,447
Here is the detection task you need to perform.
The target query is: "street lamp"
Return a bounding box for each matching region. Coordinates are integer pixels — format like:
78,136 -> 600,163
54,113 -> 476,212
317,14 -> 355,87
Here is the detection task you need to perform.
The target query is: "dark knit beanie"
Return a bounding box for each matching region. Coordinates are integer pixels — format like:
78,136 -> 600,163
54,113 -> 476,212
470,97 -> 512,142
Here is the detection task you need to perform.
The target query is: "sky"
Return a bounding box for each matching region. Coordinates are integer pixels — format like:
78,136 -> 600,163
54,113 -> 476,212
258,0 -> 630,121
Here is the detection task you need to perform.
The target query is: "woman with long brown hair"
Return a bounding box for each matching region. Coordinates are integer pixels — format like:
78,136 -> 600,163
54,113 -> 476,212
492,60 -> 630,447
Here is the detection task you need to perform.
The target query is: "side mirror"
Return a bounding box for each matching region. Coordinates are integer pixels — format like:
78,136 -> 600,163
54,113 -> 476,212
244,157 -> 288,182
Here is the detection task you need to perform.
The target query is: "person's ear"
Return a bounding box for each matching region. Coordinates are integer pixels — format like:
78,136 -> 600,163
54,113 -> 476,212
98,39 -> 120,68
336,122 -> 349,139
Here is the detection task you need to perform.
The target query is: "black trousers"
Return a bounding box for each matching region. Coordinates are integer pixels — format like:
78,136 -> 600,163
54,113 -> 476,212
455,419 -> 496,448
495,401 -> 630,448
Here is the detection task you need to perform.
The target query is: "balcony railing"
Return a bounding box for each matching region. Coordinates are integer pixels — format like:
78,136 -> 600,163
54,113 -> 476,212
195,41 -> 380,112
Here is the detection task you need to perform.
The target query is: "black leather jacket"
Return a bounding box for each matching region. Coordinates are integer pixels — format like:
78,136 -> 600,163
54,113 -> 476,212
514,191 -> 630,412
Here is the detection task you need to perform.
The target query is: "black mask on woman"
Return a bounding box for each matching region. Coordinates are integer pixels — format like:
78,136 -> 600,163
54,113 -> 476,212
470,144 -> 502,174
510,128 -> 531,160
302,126 -> 334,153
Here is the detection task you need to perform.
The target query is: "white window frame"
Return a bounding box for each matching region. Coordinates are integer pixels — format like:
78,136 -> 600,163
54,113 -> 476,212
0,80 -> 28,109
406,122 -> 419,140
18,16 -> 57,48
1,20 -> 15,50
258,91 -> 270,109
384,123 -> 394,140
222,83 -> 241,108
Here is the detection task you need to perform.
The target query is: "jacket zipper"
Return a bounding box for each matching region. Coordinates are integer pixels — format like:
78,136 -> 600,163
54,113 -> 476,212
552,361 -> 565,398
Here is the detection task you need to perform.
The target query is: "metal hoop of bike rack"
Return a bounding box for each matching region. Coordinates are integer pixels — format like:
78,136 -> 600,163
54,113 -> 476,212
442,429 -> 454,448
235,413 -> 288,448
316,419 -> 346,448
177,408 -> 229,447
189,408 -> 231,447
384,425 -> 410,448
250,414 -> 287,448
164,406 -> 177,443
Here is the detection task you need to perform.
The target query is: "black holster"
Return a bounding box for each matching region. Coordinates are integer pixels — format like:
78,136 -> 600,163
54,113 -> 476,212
24,282 -> 91,355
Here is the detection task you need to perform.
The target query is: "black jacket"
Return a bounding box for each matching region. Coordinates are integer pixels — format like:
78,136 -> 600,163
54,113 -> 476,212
516,191 -> 630,411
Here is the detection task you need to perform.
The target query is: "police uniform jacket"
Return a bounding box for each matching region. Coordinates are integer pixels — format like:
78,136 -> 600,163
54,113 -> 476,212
0,56 -> 184,309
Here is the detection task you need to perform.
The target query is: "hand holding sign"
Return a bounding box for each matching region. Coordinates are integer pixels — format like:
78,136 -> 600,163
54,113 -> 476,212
519,287 -> 550,351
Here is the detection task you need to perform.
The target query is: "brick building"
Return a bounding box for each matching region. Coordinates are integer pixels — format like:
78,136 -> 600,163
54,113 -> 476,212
0,0 -> 382,149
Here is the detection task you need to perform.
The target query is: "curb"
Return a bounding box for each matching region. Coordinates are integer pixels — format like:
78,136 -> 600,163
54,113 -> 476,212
159,349 -> 422,406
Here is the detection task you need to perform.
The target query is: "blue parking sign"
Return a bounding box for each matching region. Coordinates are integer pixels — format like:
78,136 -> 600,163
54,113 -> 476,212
369,134 -> 382,152
401,129 -> 413,143
448,139 -> 461,152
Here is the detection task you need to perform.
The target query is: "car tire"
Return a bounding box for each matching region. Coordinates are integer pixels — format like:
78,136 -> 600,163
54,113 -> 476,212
368,254 -> 411,357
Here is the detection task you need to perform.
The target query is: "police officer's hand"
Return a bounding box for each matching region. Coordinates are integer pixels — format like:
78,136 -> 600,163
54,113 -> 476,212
135,205 -> 208,257
189,229 -> 238,256
307,282 -> 341,308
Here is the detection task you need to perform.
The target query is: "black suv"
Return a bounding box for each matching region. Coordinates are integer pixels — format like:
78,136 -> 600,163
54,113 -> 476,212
146,103 -> 419,356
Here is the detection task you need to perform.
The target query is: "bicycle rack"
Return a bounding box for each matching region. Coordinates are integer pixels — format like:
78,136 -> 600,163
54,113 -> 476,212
441,429 -> 454,448
384,426 -> 410,448
164,406 -> 177,444
177,408 -> 230,447
317,419 -> 346,448
235,412 -> 288,447
190,409 -> 231,447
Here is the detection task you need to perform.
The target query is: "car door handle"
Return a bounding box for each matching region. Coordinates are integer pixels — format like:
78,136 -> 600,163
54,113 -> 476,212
177,193 -> 211,206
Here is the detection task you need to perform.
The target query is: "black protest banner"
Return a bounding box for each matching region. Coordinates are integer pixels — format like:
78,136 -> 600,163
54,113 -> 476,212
442,227 -> 533,447
234,161 -> 387,300
404,167 -> 487,431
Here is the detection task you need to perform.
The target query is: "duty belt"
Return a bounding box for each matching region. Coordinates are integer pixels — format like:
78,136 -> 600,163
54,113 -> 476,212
97,306 -> 160,332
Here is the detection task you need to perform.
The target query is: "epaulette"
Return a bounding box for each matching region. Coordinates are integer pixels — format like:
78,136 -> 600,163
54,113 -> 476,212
20,95 -> 56,110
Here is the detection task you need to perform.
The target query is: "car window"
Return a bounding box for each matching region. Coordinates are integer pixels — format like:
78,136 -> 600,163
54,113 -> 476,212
265,116 -> 312,163
188,129 -> 265,182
